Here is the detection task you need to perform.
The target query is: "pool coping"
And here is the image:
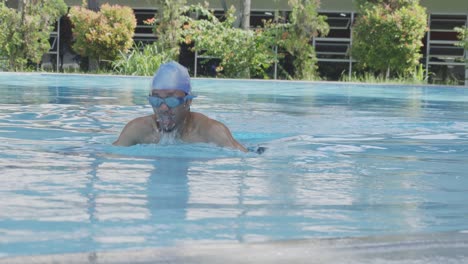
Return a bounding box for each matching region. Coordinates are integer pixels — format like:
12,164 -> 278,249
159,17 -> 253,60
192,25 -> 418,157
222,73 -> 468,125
0,71 -> 466,89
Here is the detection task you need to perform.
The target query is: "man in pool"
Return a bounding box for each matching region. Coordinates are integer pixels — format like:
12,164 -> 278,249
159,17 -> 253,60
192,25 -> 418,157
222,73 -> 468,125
113,61 -> 248,152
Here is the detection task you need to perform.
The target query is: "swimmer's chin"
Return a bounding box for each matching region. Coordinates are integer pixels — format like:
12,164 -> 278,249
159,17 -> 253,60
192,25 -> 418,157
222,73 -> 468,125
159,123 -> 177,133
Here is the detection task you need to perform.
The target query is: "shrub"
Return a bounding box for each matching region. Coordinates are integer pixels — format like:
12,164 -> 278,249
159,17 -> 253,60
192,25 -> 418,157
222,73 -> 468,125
0,0 -> 67,71
455,26 -> 468,83
352,0 -> 428,79
147,0 -> 186,58
112,43 -> 177,76
69,3 -> 136,67
455,26 -> 468,50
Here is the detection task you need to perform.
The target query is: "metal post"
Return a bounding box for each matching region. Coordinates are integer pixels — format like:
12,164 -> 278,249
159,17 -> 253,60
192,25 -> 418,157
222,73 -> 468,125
349,12 -> 354,79
56,17 -> 61,72
425,14 -> 431,82
194,50 -> 198,77
465,14 -> 468,86
274,45 -> 278,80
241,0 -> 251,30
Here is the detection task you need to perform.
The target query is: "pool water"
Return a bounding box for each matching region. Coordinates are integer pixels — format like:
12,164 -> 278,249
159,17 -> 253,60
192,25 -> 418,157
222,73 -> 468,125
0,73 -> 468,261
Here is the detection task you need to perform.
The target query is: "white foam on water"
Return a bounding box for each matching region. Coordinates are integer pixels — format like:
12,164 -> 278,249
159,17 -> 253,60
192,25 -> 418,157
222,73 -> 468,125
158,130 -> 183,145
318,145 -> 366,153
405,133 -> 459,140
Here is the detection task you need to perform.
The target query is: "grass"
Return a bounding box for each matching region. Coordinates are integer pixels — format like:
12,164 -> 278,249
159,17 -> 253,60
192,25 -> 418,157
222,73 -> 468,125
340,65 -> 430,85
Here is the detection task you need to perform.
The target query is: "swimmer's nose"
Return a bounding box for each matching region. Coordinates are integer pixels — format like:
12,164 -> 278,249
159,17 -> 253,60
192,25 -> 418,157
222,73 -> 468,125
158,102 -> 169,111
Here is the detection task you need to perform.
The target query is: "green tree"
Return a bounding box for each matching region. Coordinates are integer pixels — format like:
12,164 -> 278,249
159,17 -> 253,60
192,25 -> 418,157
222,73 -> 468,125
69,3 -> 136,69
144,0 -> 186,59
0,0 -> 67,71
262,0 -> 329,80
181,4 -> 277,78
279,0 -> 329,80
112,0 -> 183,76
352,0 -> 428,79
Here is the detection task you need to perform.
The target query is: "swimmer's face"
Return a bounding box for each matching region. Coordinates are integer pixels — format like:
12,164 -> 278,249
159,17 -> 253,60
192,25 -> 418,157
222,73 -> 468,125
150,89 -> 190,132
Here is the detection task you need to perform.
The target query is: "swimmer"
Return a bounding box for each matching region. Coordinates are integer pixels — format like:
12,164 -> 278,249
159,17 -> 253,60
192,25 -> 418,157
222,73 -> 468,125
113,61 -> 248,152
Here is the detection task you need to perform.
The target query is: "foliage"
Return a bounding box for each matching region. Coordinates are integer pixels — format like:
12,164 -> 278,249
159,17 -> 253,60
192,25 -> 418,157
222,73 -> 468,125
133,0 -> 328,79
69,3 -> 136,65
144,0 -> 186,59
181,4 -> 277,78
455,26 -> 468,73
0,0 -> 67,71
278,0 -> 329,80
455,26 -> 468,50
352,0 -> 428,79
355,0 -> 422,10
112,42 -> 177,76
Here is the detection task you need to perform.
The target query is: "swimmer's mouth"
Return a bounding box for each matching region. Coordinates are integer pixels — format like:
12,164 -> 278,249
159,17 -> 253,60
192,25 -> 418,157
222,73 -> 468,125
157,113 -> 176,132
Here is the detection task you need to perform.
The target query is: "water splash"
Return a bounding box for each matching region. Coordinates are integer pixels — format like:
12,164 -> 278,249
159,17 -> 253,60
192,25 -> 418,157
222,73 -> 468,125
158,130 -> 182,145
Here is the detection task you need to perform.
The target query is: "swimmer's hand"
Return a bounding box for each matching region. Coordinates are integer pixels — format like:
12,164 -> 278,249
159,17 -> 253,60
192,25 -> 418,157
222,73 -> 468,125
247,146 -> 267,154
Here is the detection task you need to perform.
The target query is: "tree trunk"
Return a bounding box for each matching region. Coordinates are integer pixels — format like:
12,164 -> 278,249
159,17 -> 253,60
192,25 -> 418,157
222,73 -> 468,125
240,0 -> 251,77
241,0 -> 251,30
88,57 -> 99,72
17,0 -> 24,12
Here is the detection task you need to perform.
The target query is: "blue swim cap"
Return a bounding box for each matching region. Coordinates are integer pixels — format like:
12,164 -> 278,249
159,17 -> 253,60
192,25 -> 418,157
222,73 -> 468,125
151,61 -> 192,95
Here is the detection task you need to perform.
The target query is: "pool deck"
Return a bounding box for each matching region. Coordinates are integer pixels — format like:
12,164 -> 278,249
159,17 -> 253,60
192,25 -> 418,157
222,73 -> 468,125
2,231 -> 467,264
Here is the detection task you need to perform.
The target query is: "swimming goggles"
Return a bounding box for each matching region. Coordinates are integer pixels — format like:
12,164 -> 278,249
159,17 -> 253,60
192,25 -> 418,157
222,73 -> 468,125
148,95 -> 195,108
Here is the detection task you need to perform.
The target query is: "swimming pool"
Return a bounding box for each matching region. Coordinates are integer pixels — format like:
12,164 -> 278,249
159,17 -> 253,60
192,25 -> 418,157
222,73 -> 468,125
1,72 -> 467,263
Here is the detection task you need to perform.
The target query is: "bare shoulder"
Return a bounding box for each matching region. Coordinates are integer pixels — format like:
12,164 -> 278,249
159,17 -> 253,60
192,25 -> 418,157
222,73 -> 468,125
113,115 -> 155,146
190,112 -> 217,124
188,112 -> 247,152
127,115 -> 155,128
119,115 -> 155,134
190,112 -> 229,131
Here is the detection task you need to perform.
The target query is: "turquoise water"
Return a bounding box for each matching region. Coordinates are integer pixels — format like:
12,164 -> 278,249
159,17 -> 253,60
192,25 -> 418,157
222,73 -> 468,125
0,73 -> 468,259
